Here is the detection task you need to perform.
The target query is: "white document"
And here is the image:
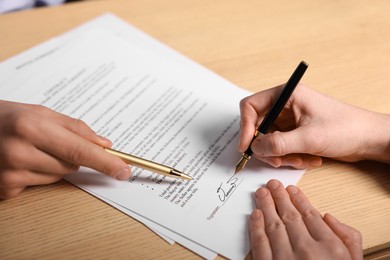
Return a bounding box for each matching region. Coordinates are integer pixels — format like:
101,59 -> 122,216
0,14 -> 304,259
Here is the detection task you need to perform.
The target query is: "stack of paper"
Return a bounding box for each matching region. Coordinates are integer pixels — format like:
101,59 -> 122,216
0,14 -> 304,259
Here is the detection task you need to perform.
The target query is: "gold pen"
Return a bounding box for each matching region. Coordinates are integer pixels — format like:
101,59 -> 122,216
104,147 -> 193,181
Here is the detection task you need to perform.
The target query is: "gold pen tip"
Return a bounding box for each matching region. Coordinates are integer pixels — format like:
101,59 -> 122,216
171,169 -> 193,181
235,156 -> 249,174
182,175 -> 193,181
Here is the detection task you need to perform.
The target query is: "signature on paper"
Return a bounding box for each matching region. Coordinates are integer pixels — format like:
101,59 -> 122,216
207,173 -> 242,220
216,174 -> 239,202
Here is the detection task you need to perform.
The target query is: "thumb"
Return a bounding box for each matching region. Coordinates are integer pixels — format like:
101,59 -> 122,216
251,129 -> 312,157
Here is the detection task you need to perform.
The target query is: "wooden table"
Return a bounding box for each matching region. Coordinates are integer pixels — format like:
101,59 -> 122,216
1,0 -> 390,259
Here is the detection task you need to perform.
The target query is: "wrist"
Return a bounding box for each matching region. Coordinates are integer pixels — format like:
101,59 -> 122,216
361,112 -> 390,163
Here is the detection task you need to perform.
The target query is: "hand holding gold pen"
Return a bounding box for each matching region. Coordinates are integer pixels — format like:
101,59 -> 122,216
104,147 -> 193,181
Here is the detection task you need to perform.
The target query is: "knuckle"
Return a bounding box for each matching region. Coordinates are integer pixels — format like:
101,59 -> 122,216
350,228 -> 363,243
280,211 -> 302,224
74,118 -> 89,129
295,245 -> 316,259
268,131 -> 287,155
73,118 -> 91,133
239,97 -> 250,110
67,145 -> 88,164
8,112 -> 37,138
70,118 -> 95,138
250,225 -> 268,248
301,207 -> 320,220
250,235 -> 268,251
330,243 -> 350,259
265,219 -> 285,234
31,104 -> 50,114
343,227 -> 363,246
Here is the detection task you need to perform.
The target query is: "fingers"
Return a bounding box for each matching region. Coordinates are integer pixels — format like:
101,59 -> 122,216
0,170 -> 63,188
0,139 -> 79,175
249,209 -> 272,260
0,170 -> 63,199
324,213 -> 363,260
287,185 -> 338,241
239,86 -> 284,153
34,120 -> 131,180
254,153 -> 322,169
0,102 -> 130,200
251,180 -> 360,260
57,116 -> 112,147
251,131 -> 323,168
30,104 -> 112,147
239,98 -> 260,152
13,107 -> 131,180
254,180 -> 334,246
239,85 -> 324,168
266,180 -> 312,244
253,184 -> 293,258
252,129 -> 316,157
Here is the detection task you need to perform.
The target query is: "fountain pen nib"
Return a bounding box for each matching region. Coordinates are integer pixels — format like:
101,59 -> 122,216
234,153 -> 251,174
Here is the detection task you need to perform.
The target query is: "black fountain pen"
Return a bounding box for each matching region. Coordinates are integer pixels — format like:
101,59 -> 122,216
234,61 -> 309,174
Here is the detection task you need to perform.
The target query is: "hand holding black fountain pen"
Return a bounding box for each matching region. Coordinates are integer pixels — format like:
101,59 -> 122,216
234,61 -> 309,174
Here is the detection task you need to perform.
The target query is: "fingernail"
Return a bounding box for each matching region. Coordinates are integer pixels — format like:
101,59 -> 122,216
308,158 -> 322,167
267,179 -> 280,190
251,139 -> 264,155
285,158 -> 302,167
255,187 -> 268,198
97,137 -> 113,147
115,168 -> 130,180
262,157 -> 281,168
287,185 -> 299,194
98,135 -> 112,144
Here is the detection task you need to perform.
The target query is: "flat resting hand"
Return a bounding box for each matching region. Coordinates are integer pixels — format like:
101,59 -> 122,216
249,179 -> 363,260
